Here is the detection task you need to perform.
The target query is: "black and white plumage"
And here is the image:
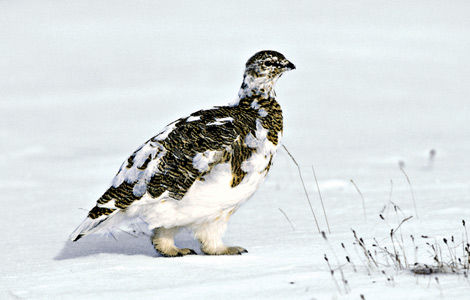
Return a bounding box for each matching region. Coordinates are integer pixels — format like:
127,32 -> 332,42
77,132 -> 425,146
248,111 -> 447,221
70,50 -> 295,256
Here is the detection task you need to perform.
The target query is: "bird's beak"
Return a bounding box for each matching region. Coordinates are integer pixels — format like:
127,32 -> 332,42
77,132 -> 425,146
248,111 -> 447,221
284,60 -> 296,71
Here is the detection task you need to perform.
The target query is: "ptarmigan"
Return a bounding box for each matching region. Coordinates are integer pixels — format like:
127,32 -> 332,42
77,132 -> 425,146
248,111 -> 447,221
70,50 -> 295,256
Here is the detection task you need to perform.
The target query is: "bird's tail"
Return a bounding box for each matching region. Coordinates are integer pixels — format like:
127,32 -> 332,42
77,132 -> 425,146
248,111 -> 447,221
69,210 -> 119,242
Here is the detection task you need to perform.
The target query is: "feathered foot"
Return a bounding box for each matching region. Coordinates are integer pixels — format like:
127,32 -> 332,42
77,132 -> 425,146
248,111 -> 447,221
202,246 -> 248,255
193,219 -> 248,255
152,227 -> 196,257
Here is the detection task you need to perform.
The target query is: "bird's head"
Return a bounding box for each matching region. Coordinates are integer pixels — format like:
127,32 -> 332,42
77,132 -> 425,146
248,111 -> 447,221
238,50 -> 295,100
244,50 -> 296,79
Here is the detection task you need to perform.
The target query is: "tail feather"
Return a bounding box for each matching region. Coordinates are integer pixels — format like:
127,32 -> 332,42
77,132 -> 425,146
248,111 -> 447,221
73,233 -> 85,242
69,212 -> 117,242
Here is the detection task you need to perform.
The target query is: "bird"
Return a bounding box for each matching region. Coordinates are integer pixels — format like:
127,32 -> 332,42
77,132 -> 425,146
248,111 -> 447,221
70,50 -> 296,256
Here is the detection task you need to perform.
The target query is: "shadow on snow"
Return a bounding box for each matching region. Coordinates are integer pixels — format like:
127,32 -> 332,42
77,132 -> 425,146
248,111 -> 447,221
54,229 -> 201,260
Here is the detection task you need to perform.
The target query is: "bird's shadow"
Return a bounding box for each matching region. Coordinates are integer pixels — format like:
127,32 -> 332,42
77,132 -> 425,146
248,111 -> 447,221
54,229 -> 201,260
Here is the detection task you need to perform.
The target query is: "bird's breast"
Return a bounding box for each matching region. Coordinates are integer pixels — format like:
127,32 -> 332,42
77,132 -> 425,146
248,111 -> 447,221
180,122 -> 281,213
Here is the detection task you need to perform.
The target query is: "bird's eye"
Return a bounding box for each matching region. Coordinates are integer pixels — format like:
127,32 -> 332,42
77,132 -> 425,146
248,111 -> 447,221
264,61 -> 282,68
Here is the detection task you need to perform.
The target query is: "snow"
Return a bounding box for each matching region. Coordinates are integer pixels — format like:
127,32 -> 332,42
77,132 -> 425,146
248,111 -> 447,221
1,0 -> 470,299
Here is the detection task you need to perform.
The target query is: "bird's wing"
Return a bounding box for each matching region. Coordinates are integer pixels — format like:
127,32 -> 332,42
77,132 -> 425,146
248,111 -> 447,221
86,106 -> 259,220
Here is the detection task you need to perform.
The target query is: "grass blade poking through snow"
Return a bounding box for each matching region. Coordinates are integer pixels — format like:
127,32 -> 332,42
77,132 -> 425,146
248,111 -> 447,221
399,166 -> 418,218
350,179 -> 366,222
312,165 -> 331,233
278,208 -> 295,231
282,144 -> 321,234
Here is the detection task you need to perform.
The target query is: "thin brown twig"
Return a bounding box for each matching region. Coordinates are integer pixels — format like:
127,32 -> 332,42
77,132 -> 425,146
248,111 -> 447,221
324,254 -> 342,294
393,216 -> 413,233
350,179 -> 366,222
322,233 -> 350,294
312,165 -> 331,233
278,208 -> 295,231
400,166 -> 418,218
282,144 -> 321,233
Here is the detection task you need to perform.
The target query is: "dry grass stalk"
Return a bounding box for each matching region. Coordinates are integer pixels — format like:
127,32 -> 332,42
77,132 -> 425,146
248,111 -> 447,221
322,232 -> 350,294
324,254 -> 342,293
278,208 -> 295,231
352,229 -> 378,268
311,165 -> 331,233
282,144 -> 321,233
350,217 -> 470,276
399,166 -> 418,218
350,179 -> 367,222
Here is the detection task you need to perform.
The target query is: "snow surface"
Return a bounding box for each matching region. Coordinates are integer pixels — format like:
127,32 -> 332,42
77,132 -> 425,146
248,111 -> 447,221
1,0 -> 470,299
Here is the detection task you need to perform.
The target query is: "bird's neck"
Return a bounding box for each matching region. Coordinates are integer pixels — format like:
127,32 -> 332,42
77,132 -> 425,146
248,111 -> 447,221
237,74 -> 278,107
235,73 -> 283,146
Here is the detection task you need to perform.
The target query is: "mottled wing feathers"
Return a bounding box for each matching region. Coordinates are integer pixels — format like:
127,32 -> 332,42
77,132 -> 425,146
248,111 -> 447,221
87,106 -> 261,220
230,137 -> 255,187
257,99 -> 283,145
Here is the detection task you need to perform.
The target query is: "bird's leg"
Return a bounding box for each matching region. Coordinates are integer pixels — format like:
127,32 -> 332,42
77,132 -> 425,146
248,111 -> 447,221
151,227 -> 196,257
193,217 -> 248,255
